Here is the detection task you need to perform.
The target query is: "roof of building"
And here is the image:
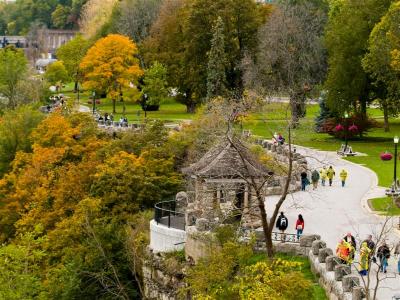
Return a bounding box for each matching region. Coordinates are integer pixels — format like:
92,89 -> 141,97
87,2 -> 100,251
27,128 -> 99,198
182,137 -> 273,178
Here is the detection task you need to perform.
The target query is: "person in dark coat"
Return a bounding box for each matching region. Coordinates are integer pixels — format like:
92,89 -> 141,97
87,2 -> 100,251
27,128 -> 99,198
377,241 -> 390,273
276,212 -> 289,242
300,171 -> 310,191
343,232 -> 356,260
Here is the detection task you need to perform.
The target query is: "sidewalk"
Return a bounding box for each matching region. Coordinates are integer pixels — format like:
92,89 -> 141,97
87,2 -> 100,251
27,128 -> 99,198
265,146 -> 399,299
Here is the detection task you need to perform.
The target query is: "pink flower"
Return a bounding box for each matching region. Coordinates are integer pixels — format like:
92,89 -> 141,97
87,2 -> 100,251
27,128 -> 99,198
335,124 -> 344,132
348,124 -> 358,132
380,152 -> 393,161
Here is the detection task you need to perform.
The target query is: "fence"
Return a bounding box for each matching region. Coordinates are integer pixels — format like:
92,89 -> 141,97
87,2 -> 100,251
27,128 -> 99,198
154,200 -> 185,231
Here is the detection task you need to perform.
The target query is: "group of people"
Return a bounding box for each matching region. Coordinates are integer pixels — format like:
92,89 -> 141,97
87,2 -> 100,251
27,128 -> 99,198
97,113 -> 129,127
336,233 -> 393,276
300,166 -> 348,191
276,212 -> 304,240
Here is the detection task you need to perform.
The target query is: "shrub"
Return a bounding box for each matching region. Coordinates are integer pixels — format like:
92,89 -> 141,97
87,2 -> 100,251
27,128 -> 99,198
322,113 -> 378,138
380,152 -> 393,161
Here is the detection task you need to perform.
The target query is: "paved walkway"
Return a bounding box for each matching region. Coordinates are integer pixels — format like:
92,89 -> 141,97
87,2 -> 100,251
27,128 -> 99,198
265,146 -> 400,299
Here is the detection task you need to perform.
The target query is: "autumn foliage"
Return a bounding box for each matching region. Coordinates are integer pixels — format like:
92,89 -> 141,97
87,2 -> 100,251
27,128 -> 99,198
80,34 -> 143,112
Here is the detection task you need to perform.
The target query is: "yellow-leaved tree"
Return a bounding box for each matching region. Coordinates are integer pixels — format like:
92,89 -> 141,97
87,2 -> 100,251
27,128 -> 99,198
80,34 -> 143,113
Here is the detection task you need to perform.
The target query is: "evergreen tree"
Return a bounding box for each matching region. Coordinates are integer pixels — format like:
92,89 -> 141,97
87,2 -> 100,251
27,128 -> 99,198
206,17 -> 227,100
315,91 -> 335,132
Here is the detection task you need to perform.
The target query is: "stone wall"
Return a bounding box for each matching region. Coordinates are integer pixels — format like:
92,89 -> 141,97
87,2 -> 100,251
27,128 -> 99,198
256,234 -> 364,300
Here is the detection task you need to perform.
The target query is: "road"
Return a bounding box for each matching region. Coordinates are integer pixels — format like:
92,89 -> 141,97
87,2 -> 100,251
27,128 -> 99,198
265,146 -> 400,299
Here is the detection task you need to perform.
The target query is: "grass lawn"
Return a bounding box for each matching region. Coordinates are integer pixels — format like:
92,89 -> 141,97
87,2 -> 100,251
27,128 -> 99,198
249,252 -> 328,299
369,197 -> 400,215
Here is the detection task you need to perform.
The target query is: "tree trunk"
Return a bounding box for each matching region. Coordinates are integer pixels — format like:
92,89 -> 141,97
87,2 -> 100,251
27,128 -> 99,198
112,98 -> 116,114
258,196 -> 273,257
186,102 -> 197,114
290,96 -> 300,128
74,81 -> 78,93
383,104 -> 390,132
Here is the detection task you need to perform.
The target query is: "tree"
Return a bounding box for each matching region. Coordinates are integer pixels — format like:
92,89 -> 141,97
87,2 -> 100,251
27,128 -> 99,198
141,61 -> 168,109
80,34 -> 143,113
243,1 -> 327,127
0,46 -> 28,109
51,4 -> 72,29
206,17 -> 228,100
44,61 -> 70,90
111,0 -> 163,43
0,106 -> 43,176
56,34 -> 91,92
362,2 -> 400,132
324,0 -> 392,117
143,0 -> 265,113
79,0 -> 118,39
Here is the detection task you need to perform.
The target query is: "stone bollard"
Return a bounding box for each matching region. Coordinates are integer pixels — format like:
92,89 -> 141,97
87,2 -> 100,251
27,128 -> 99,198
318,248 -> 333,263
342,274 -> 360,292
334,264 -> 351,281
299,234 -> 321,247
272,144 -> 277,152
352,286 -> 365,300
326,255 -> 340,271
312,240 -> 327,255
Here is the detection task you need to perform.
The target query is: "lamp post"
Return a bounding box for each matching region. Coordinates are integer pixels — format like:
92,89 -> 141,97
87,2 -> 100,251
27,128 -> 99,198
394,136 -> 399,190
92,91 -> 96,114
344,112 -> 349,153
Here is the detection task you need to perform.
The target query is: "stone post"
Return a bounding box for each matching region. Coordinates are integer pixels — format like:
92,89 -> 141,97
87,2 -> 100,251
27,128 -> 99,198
318,248 -> 333,263
312,240 -> 326,255
334,264 -> 351,281
326,255 -> 340,271
342,274 -> 360,292
352,286 -> 365,300
299,234 -> 321,247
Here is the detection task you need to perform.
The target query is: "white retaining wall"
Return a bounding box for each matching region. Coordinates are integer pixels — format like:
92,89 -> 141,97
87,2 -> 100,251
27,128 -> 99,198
149,220 -> 186,252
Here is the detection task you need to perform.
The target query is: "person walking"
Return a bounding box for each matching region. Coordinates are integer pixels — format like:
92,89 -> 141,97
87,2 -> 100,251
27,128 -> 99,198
276,212 -> 289,242
363,234 -> 376,265
326,166 -> 335,186
320,167 -> 327,186
377,241 -> 390,273
295,214 -> 304,240
311,170 -> 320,190
340,169 -> 348,187
394,241 -> 400,275
300,171 -> 310,191
359,242 -> 371,276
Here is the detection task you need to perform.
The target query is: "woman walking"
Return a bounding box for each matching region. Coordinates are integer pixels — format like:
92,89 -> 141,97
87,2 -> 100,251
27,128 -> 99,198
300,171 -> 310,191
295,214 -> 305,240
326,166 -> 336,186
340,169 -> 348,187
311,170 -> 320,190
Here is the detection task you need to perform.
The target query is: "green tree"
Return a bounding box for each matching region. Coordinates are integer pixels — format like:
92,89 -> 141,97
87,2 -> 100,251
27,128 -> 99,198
0,46 -> 28,109
44,61 -> 70,89
0,106 -> 44,176
56,34 -> 91,92
141,61 -> 169,107
51,4 -> 73,29
324,0 -> 392,117
362,1 -> 400,132
206,16 -> 228,100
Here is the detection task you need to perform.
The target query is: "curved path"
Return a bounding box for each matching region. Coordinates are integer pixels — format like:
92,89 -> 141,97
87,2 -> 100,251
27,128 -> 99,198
265,147 -> 399,299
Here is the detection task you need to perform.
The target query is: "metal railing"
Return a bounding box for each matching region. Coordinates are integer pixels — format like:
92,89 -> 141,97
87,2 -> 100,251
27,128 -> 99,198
255,232 -> 300,248
154,200 -> 185,231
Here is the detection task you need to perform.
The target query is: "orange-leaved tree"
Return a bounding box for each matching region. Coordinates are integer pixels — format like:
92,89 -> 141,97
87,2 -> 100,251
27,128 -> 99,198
80,34 -> 143,113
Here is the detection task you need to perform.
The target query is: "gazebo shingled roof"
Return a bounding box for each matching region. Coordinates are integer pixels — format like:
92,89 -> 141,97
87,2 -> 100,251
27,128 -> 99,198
182,137 -> 273,178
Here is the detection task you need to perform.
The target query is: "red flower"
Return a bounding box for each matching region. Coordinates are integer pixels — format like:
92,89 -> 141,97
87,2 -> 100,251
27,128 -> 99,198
380,152 -> 393,161
335,124 -> 344,132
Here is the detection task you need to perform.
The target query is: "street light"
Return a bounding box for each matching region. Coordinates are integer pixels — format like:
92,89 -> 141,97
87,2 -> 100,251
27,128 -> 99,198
394,136 -> 399,190
344,112 -> 349,152
92,91 -> 96,114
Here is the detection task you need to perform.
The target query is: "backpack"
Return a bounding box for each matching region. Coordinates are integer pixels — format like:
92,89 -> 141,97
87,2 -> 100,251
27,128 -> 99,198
280,217 -> 287,228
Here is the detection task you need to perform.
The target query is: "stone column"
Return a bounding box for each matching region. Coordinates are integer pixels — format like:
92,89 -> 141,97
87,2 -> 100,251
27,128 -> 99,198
299,234 -> 321,247
334,264 -> 351,281
312,240 -> 326,255
342,275 -> 360,292
318,248 -> 333,263
326,255 -> 339,271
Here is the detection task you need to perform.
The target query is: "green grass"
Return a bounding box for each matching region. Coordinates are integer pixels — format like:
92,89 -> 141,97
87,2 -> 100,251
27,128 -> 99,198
369,197 -> 400,215
246,252 -> 327,299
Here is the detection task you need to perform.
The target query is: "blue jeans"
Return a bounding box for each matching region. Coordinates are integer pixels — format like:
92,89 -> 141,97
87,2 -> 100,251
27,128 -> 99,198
297,229 -> 303,240
380,257 -> 388,272
321,179 -> 325,186
397,257 -> 400,274
342,180 -> 345,187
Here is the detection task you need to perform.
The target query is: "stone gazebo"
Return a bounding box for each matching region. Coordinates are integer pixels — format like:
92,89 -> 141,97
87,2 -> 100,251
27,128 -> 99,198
183,137 -> 280,230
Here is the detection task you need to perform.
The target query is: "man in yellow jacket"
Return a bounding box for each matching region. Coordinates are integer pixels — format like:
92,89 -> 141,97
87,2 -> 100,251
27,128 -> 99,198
326,166 -> 335,186
320,167 -> 327,186
340,169 -> 348,187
